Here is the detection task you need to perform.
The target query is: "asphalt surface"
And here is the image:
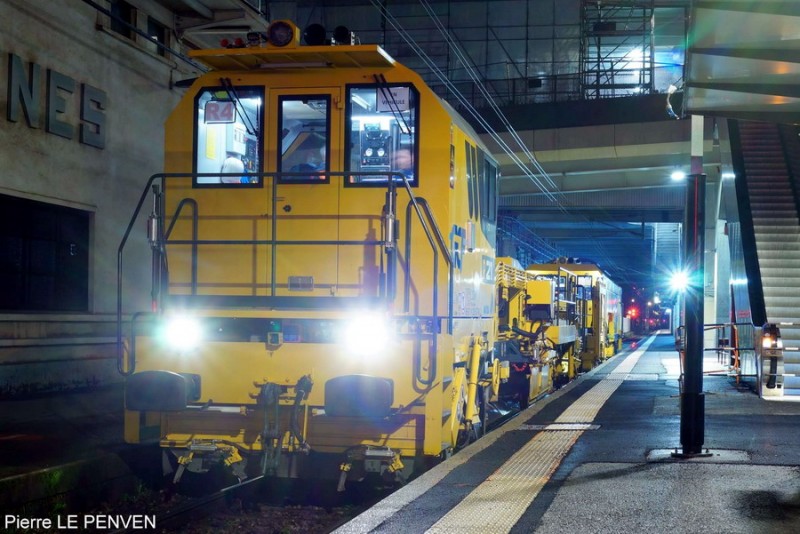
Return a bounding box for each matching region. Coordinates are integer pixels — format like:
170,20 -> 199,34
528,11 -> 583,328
337,334 -> 800,533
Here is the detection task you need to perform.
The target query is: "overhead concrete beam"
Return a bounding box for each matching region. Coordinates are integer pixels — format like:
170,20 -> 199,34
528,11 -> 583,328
485,119 -> 724,198
174,0 -> 214,20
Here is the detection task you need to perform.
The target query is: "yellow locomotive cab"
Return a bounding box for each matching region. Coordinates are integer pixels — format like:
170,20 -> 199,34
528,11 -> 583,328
117,20 -> 603,489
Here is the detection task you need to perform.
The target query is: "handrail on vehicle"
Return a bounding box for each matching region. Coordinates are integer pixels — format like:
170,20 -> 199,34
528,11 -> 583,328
399,190 -> 453,386
403,197 -> 452,341
117,170 -> 450,381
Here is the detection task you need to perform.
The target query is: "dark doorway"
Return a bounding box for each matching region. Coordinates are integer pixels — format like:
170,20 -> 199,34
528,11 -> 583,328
0,194 -> 90,311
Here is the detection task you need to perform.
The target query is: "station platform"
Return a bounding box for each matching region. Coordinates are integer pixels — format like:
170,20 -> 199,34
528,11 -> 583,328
335,333 -> 800,533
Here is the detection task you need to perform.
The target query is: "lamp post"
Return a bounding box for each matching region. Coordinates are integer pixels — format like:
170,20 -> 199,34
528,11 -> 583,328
676,172 -> 708,457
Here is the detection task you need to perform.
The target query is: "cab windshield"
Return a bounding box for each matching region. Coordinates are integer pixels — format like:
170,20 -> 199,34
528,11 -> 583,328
345,84 -> 418,186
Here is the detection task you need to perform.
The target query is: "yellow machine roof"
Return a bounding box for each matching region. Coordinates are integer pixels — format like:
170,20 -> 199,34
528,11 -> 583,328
189,44 -> 396,71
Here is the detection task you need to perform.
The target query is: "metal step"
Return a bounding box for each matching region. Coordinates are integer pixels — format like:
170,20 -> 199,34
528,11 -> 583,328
759,269 -> 800,280
754,232 -> 800,242
764,290 -> 800,301
785,376 -> 800,392
764,316 -> 800,325
757,250 -> 800,261
762,278 -> 800,289
753,219 -> 800,227
764,308 -> 800,321
758,258 -> 800,267
750,207 -> 798,216
756,241 -> 800,252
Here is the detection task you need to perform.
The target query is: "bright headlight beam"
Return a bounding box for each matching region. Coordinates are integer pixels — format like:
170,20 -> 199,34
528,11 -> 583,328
343,314 -> 391,357
163,316 -> 202,351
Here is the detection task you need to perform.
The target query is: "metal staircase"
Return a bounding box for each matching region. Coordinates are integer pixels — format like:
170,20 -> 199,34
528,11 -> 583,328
737,121 -> 800,397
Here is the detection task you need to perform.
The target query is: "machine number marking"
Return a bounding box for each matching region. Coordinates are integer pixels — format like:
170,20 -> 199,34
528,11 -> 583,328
451,225 -> 464,271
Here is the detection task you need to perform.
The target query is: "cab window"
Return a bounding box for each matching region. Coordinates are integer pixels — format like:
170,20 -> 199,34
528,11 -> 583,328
194,86 -> 262,187
345,84 -> 418,186
278,95 -> 330,183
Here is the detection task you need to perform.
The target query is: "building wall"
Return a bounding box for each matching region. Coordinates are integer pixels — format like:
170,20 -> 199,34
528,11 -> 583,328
0,0 -> 196,395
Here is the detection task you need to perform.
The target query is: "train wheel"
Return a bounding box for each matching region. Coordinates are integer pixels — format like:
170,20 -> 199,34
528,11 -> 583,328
518,376 -> 530,410
477,385 -> 489,438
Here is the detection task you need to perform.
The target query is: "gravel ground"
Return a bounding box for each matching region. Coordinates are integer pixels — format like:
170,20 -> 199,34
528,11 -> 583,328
173,502 -> 357,533
92,479 -> 363,533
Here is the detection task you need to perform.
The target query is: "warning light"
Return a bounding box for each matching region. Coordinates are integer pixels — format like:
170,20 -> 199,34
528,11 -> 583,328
628,307 -> 639,318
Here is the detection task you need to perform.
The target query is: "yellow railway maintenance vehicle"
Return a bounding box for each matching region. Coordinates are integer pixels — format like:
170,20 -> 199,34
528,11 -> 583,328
526,259 -> 623,371
118,20 -> 508,487
495,258 -> 581,409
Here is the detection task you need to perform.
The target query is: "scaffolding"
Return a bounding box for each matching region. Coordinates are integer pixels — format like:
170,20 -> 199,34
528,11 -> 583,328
580,0 -> 655,99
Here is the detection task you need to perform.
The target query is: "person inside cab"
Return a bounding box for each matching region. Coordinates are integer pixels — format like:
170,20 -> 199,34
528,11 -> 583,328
288,143 -> 327,180
392,147 -> 414,180
220,152 -> 245,183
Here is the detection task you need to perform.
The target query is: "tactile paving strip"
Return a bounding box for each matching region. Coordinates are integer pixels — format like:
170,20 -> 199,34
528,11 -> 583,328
425,335 -> 654,533
555,379 -> 622,423
426,431 -> 582,534
518,423 -> 600,431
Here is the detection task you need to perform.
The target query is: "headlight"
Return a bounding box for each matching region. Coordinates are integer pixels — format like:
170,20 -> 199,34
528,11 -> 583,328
342,314 -> 392,357
162,316 -> 203,352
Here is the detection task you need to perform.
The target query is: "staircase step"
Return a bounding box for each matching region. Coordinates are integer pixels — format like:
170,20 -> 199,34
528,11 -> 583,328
765,307 -> 800,319
748,189 -> 794,195
754,237 -> 800,245
760,267 -> 800,278
747,178 -> 790,184
757,241 -> 800,252
765,296 -> 800,308
754,232 -> 800,242
759,253 -> 800,263
752,219 -> 799,227
750,200 -> 796,207
750,202 -> 796,210
762,279 -> 800,289
764,316 -> 800,324
758,257 -> 800,265
745,163 -> 787,167
763,287 -> 800,298
785,377 -> 800,391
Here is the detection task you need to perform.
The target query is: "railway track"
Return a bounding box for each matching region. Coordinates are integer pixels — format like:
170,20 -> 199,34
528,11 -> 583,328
108,400 -> 528,533
108,473 -> 381,533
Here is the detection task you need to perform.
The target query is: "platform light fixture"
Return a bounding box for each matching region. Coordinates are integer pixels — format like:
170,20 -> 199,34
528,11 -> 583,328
671,170 -> 686,181
669,270 -> 689,292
